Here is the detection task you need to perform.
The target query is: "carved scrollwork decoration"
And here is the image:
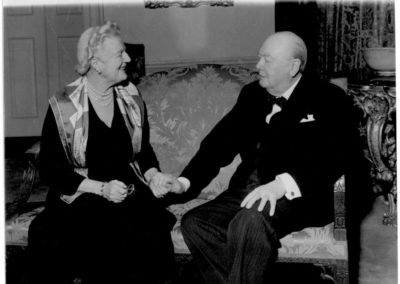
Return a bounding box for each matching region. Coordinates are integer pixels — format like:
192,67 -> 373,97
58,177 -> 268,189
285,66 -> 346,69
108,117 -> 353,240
145,0 -> 234,9
349,85 -> 396,226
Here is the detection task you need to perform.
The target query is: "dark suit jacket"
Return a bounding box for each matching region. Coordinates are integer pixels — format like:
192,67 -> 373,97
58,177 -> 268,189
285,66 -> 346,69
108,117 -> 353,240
166,76 -> 367,228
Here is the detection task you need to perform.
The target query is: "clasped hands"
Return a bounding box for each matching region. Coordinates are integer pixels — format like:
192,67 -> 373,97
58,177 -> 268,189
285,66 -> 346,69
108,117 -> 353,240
101,174 -> 287,212
101,173 -> 185,203
148,172 -> 185,198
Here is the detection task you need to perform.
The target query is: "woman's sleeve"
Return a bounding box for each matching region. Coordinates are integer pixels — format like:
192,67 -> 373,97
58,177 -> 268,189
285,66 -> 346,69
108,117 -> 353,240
39,106 -> 85,195
135,101 -> 160,173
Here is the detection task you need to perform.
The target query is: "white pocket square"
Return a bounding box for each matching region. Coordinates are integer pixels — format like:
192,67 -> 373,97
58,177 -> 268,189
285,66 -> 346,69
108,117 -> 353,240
300,114 -> 315,123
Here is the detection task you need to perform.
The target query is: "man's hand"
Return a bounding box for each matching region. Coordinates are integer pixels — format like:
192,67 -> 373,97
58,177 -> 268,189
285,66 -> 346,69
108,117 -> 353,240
169,178 -> 186,194
149,172 -> 176,198
240,180 -> 286,216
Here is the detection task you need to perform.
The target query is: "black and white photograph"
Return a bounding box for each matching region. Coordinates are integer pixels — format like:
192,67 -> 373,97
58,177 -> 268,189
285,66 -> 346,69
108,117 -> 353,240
3,0 -> 397,283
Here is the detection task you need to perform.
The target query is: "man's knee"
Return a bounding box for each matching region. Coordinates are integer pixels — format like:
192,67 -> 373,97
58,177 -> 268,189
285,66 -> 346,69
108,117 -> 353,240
181,209 -> 202,236
228,209 -> 280,254
230,209 -> 265,230
229,209 -> 277,239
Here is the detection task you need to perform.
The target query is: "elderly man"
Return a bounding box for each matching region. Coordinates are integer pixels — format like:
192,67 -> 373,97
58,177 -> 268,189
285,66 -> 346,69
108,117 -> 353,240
166,31 -> 364,284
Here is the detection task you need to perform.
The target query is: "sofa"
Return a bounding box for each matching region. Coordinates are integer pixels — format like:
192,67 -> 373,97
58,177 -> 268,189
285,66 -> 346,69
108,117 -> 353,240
6,63 -> 348,283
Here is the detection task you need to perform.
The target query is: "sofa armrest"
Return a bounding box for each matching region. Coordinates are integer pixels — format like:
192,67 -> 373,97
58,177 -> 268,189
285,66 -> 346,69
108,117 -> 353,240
333,175 -> 346,241
21,142 -> 41,201
6,142 -> 41,220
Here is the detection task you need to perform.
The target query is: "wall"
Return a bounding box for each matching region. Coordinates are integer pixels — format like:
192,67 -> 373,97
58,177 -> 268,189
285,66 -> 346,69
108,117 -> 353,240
103,2 -> 274,72
3,1 -> 274,137
3,5 -> 100,137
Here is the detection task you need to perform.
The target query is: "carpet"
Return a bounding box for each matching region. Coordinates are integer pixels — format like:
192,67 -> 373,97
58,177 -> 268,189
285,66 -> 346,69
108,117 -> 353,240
6,246 -> 335,284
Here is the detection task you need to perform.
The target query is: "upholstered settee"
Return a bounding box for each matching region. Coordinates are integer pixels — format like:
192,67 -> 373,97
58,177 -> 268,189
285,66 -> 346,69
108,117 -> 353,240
6,64 -> 348,283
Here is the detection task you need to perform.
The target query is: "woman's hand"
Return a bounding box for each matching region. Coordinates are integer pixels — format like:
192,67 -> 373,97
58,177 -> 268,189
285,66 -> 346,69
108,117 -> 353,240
149,172 -> 176,198
102,180 -> 128,203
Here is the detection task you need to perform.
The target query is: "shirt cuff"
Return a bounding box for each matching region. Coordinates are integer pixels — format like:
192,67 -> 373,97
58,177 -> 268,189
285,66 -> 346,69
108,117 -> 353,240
276,173 -> 301,200
177,177 -> 190,192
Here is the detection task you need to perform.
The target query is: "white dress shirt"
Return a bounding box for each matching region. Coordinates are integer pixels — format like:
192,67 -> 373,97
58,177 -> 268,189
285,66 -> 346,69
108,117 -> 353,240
267,77 -> 302,200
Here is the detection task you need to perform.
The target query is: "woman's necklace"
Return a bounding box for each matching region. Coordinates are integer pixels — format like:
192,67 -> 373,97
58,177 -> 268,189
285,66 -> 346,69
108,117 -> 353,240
86,81 -> 114,107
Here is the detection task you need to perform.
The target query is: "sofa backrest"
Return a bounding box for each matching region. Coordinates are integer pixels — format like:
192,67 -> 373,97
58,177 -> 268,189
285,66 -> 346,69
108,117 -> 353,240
137,64 -> 258,199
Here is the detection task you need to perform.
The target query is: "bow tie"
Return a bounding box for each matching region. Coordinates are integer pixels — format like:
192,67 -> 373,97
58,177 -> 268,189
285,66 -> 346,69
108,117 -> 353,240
270,95 -> 287,108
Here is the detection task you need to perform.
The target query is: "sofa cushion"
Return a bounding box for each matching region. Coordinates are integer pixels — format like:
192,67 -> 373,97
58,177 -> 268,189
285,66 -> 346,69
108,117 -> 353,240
6,201 -> 347,261
6,206 -> 44,246
168,200 -> 347,260
168,199 -> 210,254
278,224 -> 347,260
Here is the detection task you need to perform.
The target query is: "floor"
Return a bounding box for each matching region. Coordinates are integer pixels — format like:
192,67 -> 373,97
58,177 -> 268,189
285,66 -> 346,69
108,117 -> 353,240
358,197 -> 397,284
4,157 -> 398,283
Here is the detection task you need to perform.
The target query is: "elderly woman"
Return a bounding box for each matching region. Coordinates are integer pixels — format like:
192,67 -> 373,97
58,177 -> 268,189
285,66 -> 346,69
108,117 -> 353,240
28,21 -> 177,284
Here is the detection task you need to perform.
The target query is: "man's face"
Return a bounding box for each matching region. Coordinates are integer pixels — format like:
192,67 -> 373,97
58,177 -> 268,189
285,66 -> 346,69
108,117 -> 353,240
256,37 -> 293,95
95,36 -> 131,85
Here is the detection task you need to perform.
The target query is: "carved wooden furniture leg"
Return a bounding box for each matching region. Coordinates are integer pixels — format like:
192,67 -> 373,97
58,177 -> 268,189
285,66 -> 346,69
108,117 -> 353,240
350,85 -> 396,226
315,260 -> 349,284
335,261 -> 350,284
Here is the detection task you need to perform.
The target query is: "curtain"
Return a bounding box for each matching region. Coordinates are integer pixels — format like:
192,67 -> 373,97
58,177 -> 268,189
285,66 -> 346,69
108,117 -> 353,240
317,0 -> 395,80
275,1 -> 320,78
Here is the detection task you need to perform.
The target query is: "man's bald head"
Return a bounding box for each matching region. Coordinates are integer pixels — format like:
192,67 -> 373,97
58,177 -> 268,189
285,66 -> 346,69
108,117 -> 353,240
263,31 -> 307,72
256,31 -> 307,95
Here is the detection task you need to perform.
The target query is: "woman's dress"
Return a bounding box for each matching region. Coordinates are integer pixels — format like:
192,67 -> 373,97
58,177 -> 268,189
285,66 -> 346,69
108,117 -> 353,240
28,96 -> 176,284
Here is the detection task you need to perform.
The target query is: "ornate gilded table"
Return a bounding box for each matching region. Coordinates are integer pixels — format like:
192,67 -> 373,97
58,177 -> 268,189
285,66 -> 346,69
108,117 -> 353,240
348,81 -> 396,226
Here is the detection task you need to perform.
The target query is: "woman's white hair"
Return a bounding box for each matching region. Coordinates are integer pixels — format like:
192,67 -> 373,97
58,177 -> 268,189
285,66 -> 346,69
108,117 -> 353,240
75,20 -> 121,75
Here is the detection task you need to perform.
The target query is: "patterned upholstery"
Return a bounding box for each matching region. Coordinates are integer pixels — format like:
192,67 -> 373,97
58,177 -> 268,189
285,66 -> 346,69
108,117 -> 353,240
6,196 -> 347,259
138,64 -> 257,199
169,194 -> 347,260
6,206 -> 44,246
6,64 -> 348,283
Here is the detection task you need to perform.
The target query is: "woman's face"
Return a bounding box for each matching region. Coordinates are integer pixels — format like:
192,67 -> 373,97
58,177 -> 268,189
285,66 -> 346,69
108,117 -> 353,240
95,36 -> 131,85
